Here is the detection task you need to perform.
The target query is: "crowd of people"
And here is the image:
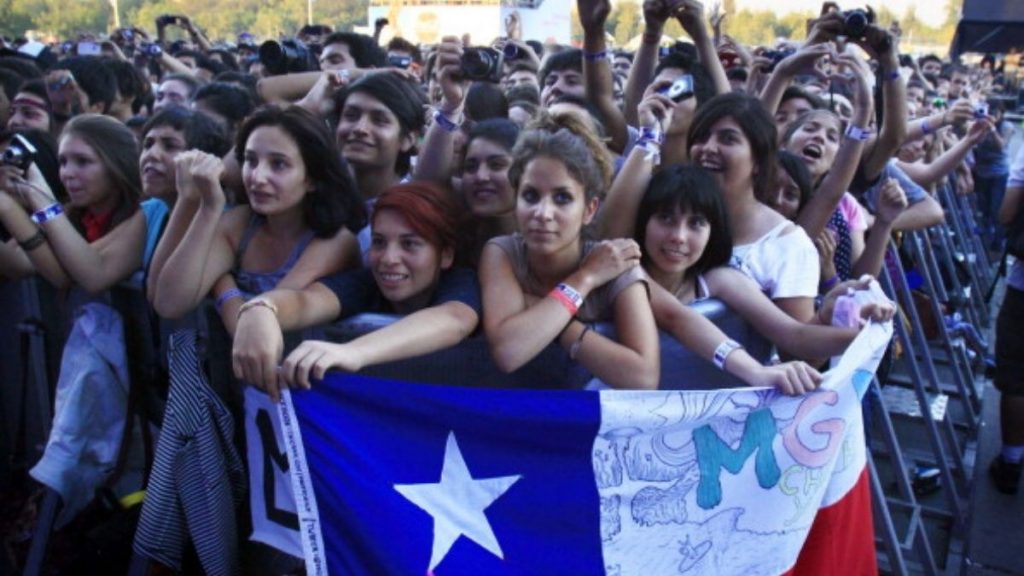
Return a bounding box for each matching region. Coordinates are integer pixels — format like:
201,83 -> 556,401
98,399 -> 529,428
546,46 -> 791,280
0,0 -> 1019,572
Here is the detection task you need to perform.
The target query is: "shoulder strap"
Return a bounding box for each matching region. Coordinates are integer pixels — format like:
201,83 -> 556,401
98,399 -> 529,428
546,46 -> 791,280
233,213 -> 263,271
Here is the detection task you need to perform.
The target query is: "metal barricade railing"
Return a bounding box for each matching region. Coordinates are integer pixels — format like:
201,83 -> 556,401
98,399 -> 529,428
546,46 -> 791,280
880,255 -> 968,525
906,231 -> 982,431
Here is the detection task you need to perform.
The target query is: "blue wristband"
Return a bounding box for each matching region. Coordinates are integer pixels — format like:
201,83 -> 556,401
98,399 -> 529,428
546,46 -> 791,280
215,287 -> 244,312
30,202 -> 63,224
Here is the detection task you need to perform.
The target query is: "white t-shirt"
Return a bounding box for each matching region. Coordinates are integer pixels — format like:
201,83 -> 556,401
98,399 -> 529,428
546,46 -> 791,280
730,221 -> 819,299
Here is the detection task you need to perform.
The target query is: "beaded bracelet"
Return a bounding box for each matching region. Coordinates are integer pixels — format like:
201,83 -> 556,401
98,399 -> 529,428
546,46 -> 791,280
583,49 -> 609,62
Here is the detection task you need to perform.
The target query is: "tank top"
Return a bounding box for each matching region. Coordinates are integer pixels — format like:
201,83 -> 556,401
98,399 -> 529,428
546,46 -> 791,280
232,214 -> 315,297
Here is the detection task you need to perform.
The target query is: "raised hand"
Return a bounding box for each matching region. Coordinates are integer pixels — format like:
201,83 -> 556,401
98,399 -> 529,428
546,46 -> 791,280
875,178 -> 908,225
577,0 -> 613,32
637,84 -> 676,131
435,36 -> 468,111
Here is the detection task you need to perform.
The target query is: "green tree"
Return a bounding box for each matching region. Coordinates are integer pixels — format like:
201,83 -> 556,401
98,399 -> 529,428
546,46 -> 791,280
612,0 -> 642,46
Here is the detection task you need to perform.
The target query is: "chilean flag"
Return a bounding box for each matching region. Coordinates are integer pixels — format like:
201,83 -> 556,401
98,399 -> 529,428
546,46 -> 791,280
276,322 -> 891,576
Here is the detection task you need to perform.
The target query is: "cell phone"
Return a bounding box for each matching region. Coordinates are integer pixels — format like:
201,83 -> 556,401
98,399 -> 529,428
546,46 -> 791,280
77,42 -> 101,56
660,74 -> 695,103
47,76 -> 71,93
389,55 -> 412,69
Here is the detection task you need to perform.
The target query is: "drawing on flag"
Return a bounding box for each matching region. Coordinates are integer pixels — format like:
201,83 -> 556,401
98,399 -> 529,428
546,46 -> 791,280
249,320 -> 891,575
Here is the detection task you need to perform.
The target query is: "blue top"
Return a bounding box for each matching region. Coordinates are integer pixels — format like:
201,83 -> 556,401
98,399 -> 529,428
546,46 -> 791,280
973,120 -> 1012,178
141,198 -> 169,268
318,267 -> 482,319
233,213 -> 315,296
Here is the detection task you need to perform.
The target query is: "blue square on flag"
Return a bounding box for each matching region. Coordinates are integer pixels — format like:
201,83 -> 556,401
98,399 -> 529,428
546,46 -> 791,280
288,375 -> 607,574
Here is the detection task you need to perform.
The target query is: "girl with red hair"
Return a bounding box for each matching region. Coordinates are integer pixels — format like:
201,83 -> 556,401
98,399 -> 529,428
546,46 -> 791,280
231,181 -> 480,400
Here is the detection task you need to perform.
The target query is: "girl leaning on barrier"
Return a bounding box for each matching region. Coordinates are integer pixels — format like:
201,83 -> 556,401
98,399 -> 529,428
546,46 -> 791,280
598,89 -> 894,394
478,112 -> 660,390
231,182 -> 480,401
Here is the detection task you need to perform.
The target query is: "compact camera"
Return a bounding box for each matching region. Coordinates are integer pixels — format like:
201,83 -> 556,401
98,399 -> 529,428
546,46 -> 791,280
3,134 -> 38,173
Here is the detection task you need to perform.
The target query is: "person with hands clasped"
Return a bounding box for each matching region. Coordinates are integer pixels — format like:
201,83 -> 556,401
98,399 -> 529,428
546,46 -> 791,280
479,117 -> 660,390
148,106 -> 365,324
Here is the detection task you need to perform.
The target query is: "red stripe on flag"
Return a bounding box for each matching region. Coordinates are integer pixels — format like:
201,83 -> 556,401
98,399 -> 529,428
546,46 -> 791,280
782,467 -> 877,576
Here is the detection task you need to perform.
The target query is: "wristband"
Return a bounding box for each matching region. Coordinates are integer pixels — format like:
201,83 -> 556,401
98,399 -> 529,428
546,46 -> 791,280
30,202 -> 64,224
921,119 -> 933,135
432,108 -> 462,133
550,282 -> 584,316
17,229 -> 46,251
713,338 -> 743,370
637,127 -> 664,145
884,70 -> 901,82
635,139 -> 662,165
237,298 -> 278,320
642,30 -> 662,45
583,49 -> 609,62
215,287 -> 244,313
569,324 -> 592,361
844,124 -> 872,141
819,274 -> 840,291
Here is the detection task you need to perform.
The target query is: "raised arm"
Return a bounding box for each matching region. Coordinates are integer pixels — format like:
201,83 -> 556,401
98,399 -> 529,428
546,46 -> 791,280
413,36 -> 467,185
759,43 -> 833,116
852,179 -> 906,278
795,52 -> 872,239
674,0 -> 729,96
577,0 -> 629,153
146,169 -> 202,302
897,119 -> 993,188
151,151 -> 236,319
904,100 -> 972,144
856,26 -> 907,182
597,90 -> 674,239
624,0 -> 673,127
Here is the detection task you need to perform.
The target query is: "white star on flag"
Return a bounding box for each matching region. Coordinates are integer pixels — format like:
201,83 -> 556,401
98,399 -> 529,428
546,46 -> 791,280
394,431 -> 522,571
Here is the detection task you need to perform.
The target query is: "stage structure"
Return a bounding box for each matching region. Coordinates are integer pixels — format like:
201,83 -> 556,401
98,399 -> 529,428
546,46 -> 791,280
368,0 -> 571,46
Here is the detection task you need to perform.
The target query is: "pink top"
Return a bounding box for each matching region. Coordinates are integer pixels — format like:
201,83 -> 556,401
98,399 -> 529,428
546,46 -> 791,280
838,193 -> 867,232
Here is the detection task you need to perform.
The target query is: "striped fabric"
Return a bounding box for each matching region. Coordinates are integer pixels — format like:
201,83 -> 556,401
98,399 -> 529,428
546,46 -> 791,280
133,329 -> 246,575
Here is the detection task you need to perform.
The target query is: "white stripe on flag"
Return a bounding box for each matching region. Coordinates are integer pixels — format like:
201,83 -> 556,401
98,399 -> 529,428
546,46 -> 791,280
280,389 -> 329,576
